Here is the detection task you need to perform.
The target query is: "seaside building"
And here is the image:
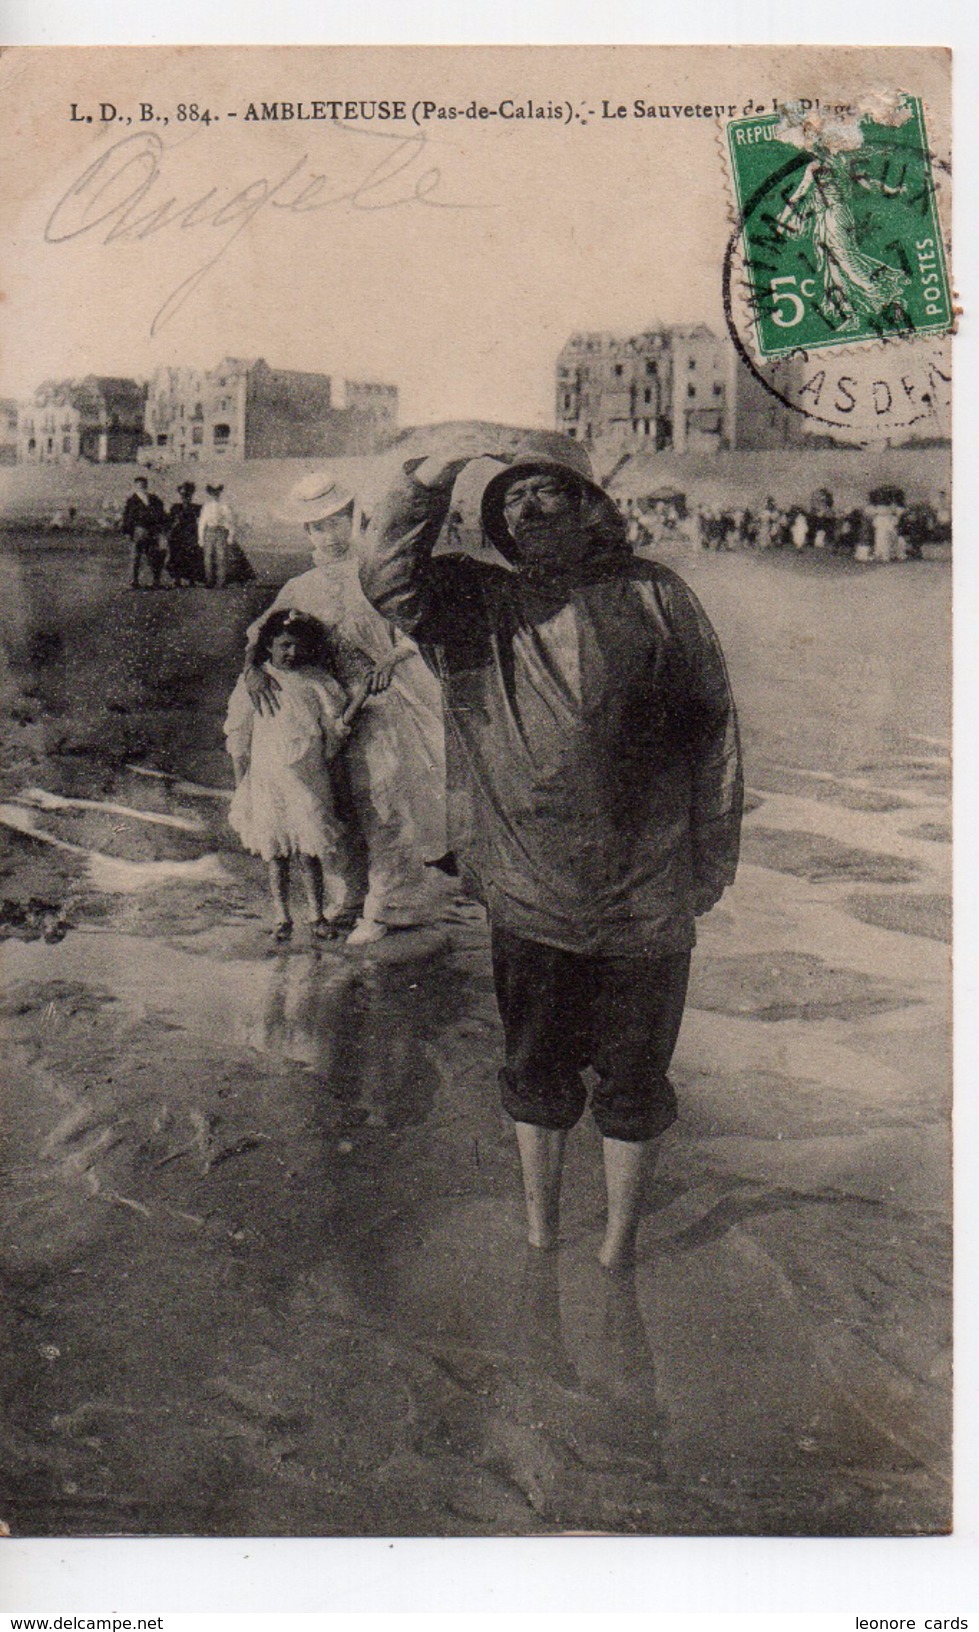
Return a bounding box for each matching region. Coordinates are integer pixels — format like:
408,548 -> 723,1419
17,377 -> 146,465
0,398 -> 18,465
555,326 -> 803,457
143,358 -> 398,463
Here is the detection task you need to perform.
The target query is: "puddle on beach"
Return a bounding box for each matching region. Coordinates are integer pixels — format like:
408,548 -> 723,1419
0,926 -> 950,1537
688,949 -> 918,1023
740,827 -> 923,885
1,927 -> 476,1128
843,892 -> 952,944
0,538 -> 952,1536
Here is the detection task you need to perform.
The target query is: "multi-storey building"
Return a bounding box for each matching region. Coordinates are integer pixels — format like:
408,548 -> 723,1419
340,378 -> 399,448
0,398 -> 18,465
727,350 -> 808,451
17,377 -> 146,464
555,326 -> 803,456
143,358 -> 398,463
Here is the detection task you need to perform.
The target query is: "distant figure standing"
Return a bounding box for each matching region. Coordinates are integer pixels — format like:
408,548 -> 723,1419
835,507 -> 865,556
790,509 -> 809,551
758,496 -> 779,549
122,474 -> 168,589
811,491 -> 836,551
199,482 -> 237,588
167,481 -> 205,586
869,503 -> 901,563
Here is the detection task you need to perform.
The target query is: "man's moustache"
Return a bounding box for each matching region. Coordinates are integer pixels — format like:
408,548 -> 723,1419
511,515 -> 562,533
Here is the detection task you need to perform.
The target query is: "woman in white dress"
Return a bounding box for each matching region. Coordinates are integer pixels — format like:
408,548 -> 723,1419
244,475 -> 448,946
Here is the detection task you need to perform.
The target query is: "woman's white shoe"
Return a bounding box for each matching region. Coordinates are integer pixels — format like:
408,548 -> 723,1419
345,918 -> 388,946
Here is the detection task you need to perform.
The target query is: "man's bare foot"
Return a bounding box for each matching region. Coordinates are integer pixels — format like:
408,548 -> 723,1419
527,1226 -> 560,1252
598,1233 -> 637,1274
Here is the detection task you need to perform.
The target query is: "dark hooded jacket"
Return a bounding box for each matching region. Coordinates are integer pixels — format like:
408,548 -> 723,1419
361,441 -> 742,956
122,489 -> 167,539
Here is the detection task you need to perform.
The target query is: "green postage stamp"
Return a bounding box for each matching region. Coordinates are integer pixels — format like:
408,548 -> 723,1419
726,95 -> 952,359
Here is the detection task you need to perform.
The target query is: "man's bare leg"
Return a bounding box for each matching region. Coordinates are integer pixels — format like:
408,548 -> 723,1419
514,1122 -> 567,1251
599,1136 -> 655,1273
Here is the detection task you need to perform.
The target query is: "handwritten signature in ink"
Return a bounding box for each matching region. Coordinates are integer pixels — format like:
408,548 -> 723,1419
45,125 -> 473,336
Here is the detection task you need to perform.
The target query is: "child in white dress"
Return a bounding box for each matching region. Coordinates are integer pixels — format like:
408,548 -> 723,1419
224,609 -> 369,942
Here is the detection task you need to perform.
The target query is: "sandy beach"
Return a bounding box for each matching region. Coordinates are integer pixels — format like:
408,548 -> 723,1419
0,528 -> 951,1537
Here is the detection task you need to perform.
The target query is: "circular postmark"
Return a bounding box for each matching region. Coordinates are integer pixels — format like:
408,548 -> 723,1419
723,115 -> 952,443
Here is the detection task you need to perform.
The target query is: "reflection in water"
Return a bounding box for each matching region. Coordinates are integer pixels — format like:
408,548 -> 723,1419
566,1263 -> 666,1467
593,1270 -> 659,1400
509,1249 -> 578,1388
253,947 -> 471,1133
507,1247 -> 663,1439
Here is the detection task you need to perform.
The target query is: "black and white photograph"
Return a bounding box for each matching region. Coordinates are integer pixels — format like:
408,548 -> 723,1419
0,37 -> 957,1572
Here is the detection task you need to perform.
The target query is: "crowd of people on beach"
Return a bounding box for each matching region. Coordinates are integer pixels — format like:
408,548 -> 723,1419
621,486 -> 951,563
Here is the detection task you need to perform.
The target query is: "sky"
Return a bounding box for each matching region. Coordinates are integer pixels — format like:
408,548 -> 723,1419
0,43 -> 950,429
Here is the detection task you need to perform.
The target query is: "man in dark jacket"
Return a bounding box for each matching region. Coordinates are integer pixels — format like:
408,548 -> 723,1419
122,475 -> 168,589
361,434 -> 743,1271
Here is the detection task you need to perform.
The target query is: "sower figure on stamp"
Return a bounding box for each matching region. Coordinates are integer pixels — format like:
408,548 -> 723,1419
361,432 -> 743,1272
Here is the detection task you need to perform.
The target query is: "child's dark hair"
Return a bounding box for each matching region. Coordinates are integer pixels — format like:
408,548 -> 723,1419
254,609 -> 332,668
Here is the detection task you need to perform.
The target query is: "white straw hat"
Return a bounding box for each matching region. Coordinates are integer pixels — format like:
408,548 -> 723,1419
283,473 -> 356,525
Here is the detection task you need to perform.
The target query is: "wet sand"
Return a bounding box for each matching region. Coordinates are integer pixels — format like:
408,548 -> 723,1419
0,533 -> 951,1536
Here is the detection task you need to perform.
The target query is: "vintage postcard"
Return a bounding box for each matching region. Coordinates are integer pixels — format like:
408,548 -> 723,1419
0,42 -> 953,1550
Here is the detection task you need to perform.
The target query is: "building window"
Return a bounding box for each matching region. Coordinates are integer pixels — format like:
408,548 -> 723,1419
644,420 -> 652,435
213,424 -> 231,446
193,403 -> 203,419
62,436 -> 72,453
28,437 -> 35,453
644,388 -> 652,404
614,363 -> 624,377
192,425 -> 203,445
688,358 -> 697,369
47,437 -> 54,453
713,384 -> 723,396
645,360 -> 657,376
687,384 -> 696,398
156,433 -> 168,446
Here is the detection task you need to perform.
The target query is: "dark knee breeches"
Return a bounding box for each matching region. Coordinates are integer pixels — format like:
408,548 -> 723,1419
490,925 -> 691,1143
